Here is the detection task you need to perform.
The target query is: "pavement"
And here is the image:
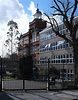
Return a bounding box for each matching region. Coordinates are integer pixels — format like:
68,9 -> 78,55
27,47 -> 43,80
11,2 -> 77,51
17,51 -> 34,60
0,90 -> 78,100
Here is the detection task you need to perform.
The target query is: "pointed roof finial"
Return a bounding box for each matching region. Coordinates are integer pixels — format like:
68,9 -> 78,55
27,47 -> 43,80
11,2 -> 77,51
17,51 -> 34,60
33,4 -> 42,19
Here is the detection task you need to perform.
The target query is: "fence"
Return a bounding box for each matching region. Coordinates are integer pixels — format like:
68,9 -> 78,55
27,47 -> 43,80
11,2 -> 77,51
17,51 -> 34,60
0,57 -> 75,91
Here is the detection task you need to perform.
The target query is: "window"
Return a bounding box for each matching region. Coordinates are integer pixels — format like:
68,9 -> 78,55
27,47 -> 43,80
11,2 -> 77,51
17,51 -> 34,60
59,26 -> 62,31
65,41 -> 69,47
71,70 -> 72,73
66,54 -> 69,58
58,55 -> 60,59
70,59 -> 73,63
70,54 -> 72,58
67,59 -> 69,63
75,20 -> 78,24
24,37 -> 28,44
40,40 -> 71,53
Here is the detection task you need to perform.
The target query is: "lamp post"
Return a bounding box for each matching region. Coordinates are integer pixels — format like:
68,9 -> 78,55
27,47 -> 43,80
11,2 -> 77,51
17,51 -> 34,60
0,57 -> 2,91
0,42 -> 4,91
62,59 -> 65,88
47,58 -> 50,91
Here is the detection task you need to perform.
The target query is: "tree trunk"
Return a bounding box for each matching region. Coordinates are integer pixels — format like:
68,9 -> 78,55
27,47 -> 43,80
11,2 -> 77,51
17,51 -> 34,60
73,41 -> 78,86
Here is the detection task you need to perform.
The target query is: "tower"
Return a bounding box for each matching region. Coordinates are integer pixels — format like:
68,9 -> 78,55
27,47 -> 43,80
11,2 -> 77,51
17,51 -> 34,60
29,8 -> 46,62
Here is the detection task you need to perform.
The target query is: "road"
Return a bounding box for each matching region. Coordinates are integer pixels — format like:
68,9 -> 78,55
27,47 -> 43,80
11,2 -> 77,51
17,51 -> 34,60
0,90 -> 78,100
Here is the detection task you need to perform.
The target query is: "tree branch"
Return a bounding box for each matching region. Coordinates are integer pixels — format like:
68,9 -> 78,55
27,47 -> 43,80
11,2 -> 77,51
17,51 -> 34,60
70,0 -> 77,22
57,0 -> 66,10
51,0 -> 72,33
53,13 -> 62,16
44,13 -> 72,45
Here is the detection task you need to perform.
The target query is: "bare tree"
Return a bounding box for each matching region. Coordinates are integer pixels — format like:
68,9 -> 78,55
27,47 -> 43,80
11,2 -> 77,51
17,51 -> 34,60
5,20 -> 20,55
44,0 -> 78,86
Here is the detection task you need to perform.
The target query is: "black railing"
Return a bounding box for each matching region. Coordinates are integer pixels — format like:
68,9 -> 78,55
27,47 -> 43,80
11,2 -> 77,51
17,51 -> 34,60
0,58 -> 75,91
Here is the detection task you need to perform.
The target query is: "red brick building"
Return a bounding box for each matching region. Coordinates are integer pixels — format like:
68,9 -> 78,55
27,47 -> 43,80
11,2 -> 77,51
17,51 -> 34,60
18,8 -> 46,63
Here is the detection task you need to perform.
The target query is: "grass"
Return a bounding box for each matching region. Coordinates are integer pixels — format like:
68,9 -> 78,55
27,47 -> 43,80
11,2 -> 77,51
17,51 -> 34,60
3,75 -> 16,80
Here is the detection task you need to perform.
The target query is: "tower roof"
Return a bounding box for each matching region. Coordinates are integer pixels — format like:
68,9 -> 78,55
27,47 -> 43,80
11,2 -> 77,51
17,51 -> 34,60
35,8 -> 42,15
33,8 -> 42,19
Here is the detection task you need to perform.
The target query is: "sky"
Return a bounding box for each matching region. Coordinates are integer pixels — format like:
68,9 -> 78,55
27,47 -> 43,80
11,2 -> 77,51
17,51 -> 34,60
0,0 -> 52,56
0,0 -> 77,57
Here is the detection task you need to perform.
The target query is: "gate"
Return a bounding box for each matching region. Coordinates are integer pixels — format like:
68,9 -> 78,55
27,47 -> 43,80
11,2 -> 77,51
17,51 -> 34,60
0,57 -> 47,91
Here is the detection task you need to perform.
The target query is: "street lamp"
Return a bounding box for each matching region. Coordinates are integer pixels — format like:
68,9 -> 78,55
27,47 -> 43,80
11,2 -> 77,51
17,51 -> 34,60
0,57 -> 2,91
47,58 -> 50,91
62,59 -> 65,88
